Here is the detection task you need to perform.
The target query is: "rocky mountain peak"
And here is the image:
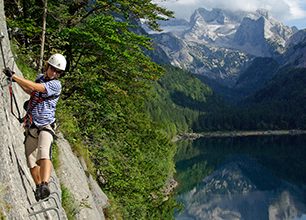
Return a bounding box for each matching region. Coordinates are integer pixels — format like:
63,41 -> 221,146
255,8 -> 269,19
190,8 -> 251,25
149,7 -> 300,90
234,16 -> 265,46
233,11 -> 295,56
185,8 -> 244,44
184,8 -> 295,53
191,8 -> 226,24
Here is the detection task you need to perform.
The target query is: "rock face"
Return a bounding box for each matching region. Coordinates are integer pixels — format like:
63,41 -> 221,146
56,133 -> 108,219
0,0 -> 108,219
282,29 -> 306,68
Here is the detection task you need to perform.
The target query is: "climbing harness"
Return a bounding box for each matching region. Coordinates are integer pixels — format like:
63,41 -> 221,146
23,74 -> 59,130
0,32 -> 23,123
22,75 -> 60,146
23,90 -> 59,129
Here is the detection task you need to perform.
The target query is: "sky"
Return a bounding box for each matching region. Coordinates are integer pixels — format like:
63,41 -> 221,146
154,0 -> 306,29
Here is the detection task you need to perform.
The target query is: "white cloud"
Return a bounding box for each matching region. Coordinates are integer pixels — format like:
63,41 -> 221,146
284,0 -> 306,19
156,0 -> 306,24
154,0 -> 198,5
176,0 -> 199,5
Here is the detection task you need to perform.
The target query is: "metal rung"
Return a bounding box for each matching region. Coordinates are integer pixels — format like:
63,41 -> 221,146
49,176 -> 57,183
49,176 -> 59,188
29,207 -> 61,219
49,181 -> 60,193
30,191 -> 61,209
29,176 -> 63,219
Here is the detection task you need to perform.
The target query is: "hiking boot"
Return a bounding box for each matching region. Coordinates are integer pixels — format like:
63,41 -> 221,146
34,184 -> 42,201
40,182 -> 50,200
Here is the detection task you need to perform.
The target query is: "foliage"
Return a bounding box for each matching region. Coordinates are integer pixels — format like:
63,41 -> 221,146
5,0 -> 173,67
61,185 -> 79,220
10,39 -> 37,81
51,142 -> 59,170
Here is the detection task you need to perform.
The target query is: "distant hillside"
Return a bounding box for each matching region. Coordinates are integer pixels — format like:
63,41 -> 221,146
234,57 -> 280,97
197,67 -> 306,131
245,67 -> 306,123
146,65 -> 225,135
146,65 -> 306,133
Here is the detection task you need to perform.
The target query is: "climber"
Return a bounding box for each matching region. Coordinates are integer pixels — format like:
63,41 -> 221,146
3,53 -> 66,201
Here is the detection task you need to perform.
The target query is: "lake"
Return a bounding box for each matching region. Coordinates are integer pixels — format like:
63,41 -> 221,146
174,134 -> 306,220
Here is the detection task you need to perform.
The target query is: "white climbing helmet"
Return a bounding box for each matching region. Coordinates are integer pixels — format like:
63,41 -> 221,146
47,53 -> 67,71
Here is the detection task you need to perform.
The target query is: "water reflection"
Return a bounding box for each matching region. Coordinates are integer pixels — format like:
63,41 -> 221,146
175,135 -> 306,220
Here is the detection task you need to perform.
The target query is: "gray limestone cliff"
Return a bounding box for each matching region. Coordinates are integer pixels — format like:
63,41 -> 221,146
0,0 -> 108,219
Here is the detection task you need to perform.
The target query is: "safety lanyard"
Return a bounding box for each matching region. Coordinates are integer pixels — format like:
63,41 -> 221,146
8,78 -> 23,123
0,33 -> 22,123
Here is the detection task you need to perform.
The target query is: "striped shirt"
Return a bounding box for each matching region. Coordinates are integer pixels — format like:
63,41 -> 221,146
31,74 -> 61,127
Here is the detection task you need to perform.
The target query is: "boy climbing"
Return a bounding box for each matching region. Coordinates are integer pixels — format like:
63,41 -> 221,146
3,53 -> 66,201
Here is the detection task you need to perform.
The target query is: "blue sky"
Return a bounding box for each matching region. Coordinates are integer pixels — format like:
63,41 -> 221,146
154,0 -> 306,29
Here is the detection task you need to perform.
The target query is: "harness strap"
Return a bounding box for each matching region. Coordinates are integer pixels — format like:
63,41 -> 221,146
25,121 -> 56,137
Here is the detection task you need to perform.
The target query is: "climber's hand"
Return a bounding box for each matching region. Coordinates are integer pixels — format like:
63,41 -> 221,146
3,67 -> 15,77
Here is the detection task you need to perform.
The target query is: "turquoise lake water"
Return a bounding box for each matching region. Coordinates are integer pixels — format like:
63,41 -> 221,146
174,135 -> 306,220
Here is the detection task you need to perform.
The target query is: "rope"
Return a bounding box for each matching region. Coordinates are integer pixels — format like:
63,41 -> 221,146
0,32 -> 23,123
9,79 -> 23,122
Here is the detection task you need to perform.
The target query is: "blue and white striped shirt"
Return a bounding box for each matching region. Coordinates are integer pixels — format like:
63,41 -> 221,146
31,74 -> 61,127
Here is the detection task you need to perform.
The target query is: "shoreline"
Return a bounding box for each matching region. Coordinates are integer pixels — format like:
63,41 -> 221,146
175,129 -> 306,141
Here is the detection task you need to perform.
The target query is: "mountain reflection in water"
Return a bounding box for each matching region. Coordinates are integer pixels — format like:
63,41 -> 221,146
174,135 -> 306,220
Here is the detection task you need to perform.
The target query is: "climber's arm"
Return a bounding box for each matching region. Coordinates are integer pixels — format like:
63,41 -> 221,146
12,75 -> 46,94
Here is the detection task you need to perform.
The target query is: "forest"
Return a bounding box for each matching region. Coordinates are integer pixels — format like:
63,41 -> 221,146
151,66 -> 306,133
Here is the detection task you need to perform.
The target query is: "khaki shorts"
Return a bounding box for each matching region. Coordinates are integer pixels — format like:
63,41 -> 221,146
24,124 -> 54,168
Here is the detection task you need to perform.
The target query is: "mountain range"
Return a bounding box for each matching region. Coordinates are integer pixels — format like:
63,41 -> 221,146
145,8 -> 306,100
